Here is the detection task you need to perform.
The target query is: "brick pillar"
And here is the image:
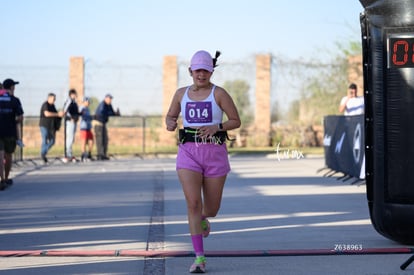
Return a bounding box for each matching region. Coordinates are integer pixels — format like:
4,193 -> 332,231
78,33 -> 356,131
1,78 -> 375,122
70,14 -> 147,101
348,55 -> 363,96
254,54 -> 272,146
69,57 -> 85,102
162,56 -> 178,145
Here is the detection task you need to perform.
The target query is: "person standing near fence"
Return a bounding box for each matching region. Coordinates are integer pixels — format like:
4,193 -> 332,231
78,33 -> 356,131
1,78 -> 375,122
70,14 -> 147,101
338,83 -> 364,116
0,83 -> 24,190
3,79 -> 24,148
93,94 -> 120,160
39,93 -> 64,163
62,89 -> 79,163
2,79 -> 24,187
79,97 -> 94,162
165,50 -> 241,273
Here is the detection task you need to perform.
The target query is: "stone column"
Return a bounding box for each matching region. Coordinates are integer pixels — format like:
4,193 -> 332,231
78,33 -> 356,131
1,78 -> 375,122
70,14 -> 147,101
162,56 -> 178,116
162,56 -> 178,145
69,57 -> 85,102
254,54 -> 272,146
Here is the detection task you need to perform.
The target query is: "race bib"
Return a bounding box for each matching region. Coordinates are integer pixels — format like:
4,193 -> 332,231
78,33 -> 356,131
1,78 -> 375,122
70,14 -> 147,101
185,102 -> 212,124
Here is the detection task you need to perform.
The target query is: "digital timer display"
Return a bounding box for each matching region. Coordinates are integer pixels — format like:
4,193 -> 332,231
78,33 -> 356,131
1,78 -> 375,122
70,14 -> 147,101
388,35 -> 414,68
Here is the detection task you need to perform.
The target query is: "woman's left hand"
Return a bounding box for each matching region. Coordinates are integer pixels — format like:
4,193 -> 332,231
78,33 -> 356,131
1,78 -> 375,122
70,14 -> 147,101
197,125 -> 217,138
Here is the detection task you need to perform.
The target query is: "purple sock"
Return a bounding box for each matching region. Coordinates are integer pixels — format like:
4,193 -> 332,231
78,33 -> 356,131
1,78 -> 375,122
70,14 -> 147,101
191,234 -> 204,256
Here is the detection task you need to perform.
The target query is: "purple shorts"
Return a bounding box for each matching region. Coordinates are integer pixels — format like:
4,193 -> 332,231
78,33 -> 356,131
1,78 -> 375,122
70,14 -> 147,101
176,142 -> 230,177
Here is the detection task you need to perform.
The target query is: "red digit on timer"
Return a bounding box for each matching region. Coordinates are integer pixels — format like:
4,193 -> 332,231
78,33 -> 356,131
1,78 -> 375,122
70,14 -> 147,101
392,40 -> 409,66
412,43 -> 414,64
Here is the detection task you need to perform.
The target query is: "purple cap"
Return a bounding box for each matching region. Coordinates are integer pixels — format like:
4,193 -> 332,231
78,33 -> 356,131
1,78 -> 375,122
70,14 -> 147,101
190,50 -> 214,72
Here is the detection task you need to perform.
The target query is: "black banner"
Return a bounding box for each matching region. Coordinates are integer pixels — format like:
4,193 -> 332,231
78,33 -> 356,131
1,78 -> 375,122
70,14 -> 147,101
323,115 -> 365,179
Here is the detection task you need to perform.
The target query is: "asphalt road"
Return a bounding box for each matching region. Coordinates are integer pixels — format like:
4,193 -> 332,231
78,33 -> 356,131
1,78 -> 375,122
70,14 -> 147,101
0,154 -> 413,274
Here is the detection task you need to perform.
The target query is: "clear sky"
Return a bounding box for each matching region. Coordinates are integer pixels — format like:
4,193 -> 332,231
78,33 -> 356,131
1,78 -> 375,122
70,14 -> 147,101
1,0 -> 365,115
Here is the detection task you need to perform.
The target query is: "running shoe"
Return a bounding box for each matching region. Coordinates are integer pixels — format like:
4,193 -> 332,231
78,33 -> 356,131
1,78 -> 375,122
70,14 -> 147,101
189,256 -> 206,273
41,154 -> 48,164
0,181 -> 6,191
201,218 -> 210,238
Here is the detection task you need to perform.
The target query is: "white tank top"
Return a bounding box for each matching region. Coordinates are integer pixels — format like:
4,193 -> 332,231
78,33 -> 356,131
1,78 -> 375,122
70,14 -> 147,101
181,85 -> 223,127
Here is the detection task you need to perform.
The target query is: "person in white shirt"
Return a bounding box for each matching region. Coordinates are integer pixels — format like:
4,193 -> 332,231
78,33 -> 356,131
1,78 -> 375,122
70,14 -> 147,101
339,83 -> 364,116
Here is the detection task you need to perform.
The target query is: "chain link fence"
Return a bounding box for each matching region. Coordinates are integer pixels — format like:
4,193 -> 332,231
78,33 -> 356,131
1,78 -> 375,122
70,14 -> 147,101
3,53 -> 346,162
17,115 -> 171,161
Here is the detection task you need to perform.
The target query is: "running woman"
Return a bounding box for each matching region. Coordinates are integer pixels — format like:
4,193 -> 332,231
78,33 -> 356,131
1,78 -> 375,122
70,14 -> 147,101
165,50 -> 241,273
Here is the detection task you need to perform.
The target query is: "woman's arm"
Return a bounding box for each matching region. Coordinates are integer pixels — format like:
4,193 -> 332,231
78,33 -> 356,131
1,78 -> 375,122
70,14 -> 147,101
216,87 -> 241,131
165,88 -> 185,131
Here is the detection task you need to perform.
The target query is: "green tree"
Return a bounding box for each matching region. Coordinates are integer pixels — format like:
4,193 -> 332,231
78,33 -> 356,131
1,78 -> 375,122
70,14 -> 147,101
271,100 -> 282,123
288,39 -> 362,125
223,80 -> 253,129
287,99 -> 300,123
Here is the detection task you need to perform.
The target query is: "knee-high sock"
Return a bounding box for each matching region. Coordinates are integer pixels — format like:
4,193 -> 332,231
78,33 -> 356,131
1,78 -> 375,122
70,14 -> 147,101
191,234 -> 204,256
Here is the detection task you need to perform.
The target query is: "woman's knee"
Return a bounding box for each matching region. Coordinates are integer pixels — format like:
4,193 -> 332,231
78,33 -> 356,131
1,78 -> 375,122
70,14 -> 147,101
203,204 -> 221,217
186,199 -> 202,215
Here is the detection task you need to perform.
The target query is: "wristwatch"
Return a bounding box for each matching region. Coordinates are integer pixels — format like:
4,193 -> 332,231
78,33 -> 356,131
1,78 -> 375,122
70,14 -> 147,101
218,123 -> 223,130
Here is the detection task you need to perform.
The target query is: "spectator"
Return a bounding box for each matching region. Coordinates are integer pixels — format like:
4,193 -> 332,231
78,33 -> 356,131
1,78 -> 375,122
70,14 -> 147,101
339,83 -> 364,116
62,89 -> 79,163
93,94 -> 120,160
165,50 -> 241,273
3,78 -> 24,148
79,97 -> 94,162
39,93 -> 64,163
0,83 -> 24,190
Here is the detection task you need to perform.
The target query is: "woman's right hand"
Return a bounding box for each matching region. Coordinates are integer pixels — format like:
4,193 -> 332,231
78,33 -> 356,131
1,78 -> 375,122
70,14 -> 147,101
166,116 -> 177,131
